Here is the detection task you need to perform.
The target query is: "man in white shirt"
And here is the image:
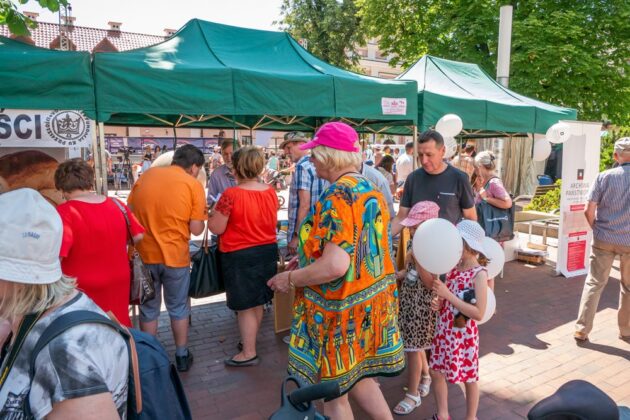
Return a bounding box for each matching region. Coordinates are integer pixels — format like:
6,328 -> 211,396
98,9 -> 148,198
395,141 -> 414,187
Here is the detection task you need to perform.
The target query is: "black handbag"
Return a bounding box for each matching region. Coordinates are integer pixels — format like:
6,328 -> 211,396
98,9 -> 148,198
476,194 -> 515,242
189,226 -> 224,298
111,199 -> 156,305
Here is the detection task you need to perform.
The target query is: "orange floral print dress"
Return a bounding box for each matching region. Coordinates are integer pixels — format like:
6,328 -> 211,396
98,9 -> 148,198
287,174 -> 405,395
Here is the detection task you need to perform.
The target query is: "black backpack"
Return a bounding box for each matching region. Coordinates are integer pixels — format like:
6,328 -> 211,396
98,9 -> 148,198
27,310 -> 192,420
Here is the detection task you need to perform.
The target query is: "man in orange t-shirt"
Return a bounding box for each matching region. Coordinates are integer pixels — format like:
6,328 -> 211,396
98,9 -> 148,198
128,144 -> 207,372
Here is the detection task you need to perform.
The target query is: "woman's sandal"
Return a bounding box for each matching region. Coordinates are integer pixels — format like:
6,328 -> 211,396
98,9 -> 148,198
419,374 -> 432,397
224,355 -> 260,367
393,393 -> 421,415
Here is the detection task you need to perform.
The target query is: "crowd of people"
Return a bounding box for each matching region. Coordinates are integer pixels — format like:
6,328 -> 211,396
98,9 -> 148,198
1,122 -> 628,420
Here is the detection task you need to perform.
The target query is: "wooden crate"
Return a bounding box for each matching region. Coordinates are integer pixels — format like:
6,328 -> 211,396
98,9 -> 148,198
517,251 -> 546,265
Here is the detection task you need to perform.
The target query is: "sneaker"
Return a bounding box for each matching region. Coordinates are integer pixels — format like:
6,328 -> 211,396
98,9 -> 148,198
176,350 -> 194,372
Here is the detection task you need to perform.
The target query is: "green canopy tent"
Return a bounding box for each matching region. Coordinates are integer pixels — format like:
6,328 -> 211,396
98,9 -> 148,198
0,36 -> 96,117
93,19 -> 418,134
396,55 -> 577,136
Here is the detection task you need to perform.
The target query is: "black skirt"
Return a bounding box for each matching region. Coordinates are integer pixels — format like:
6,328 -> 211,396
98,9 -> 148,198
219,242 -> 277,311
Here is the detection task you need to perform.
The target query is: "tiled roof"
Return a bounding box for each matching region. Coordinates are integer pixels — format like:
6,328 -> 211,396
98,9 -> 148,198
0,21 -> 165,52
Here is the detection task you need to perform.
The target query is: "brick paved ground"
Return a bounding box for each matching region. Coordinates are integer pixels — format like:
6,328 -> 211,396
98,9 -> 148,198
154,252 -> 630,420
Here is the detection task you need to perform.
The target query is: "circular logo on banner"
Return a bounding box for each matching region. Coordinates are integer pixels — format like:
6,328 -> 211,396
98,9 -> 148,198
45,110 -> 90,146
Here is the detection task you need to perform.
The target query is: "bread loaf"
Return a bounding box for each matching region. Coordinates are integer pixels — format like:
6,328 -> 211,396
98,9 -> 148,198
0,150 -> 62,205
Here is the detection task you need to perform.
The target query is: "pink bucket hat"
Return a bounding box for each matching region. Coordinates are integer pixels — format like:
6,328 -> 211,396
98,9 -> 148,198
400,201 -> 440,227
299,122 -> 360,153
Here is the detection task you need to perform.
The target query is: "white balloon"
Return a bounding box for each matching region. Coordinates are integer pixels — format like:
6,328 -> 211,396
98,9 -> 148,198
546,122 -> 571,144
413,219 -> 463,275
532,138 -> 552,161
436,114 -> 464,137
479,288 -> 496,325
482,237 -> 505,278
444,136 -> 458,159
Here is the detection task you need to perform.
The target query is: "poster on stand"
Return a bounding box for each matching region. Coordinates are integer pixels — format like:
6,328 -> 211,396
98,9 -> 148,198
556,121 -> 601,277
0,109 -> 93,148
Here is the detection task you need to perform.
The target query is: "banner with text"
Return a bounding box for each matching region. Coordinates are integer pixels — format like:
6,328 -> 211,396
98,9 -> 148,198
0,109 -> 93,148
556,121 -> 602,278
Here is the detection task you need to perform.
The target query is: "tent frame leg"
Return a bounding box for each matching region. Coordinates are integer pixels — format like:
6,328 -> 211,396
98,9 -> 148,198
97,122 -> 108,196
413,126 -> 418,170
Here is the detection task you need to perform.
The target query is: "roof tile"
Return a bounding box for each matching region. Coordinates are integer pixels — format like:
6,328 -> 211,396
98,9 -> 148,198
0,21 -> 165,51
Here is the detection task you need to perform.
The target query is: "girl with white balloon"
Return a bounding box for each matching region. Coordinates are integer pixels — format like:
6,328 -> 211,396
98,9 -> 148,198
427,220 -> 489,420
393,202 -> 441,416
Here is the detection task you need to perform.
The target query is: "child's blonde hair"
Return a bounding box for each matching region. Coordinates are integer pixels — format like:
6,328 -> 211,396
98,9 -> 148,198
463,242 -> 489,266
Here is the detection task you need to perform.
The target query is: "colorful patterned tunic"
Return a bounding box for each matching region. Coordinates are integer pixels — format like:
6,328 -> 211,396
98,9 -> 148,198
288,174 -> 405,394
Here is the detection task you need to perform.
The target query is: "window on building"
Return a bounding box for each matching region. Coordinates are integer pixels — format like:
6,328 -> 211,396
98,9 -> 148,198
378,72 -> 398,79
356,48 -> 368,58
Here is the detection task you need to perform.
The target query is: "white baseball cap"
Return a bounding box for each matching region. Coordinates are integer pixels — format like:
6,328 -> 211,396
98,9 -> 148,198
456,220 -> 487,256
0,188 -> 63,284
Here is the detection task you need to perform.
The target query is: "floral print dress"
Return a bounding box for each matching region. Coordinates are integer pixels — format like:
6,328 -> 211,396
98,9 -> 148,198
429,266 -> 485,383
288,174 -> 405,395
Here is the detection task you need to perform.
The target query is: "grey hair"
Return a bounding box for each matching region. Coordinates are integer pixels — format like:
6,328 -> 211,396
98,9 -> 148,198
475,150 -> 496,170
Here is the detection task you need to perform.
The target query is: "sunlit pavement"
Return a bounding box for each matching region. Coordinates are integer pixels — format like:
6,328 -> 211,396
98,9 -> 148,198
111,190 -> 630,419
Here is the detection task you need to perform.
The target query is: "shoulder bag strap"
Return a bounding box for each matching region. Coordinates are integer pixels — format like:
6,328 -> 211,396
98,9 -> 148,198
111,198 -> 133,245
483,176 -> 499,190
0,312 -> 43,391
28,310 -> 142,414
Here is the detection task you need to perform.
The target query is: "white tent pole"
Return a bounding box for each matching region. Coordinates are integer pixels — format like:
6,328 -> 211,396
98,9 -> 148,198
91,123 -> 103,194
98,122 -> 108,195
495,5 -> 513,179
413,126 -> 418,170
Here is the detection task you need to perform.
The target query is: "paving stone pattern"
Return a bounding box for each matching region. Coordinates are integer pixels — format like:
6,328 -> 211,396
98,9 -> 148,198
156,260 -> 630,419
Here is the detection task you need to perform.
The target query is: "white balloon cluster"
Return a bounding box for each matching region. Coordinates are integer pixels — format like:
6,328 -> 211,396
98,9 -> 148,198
531,121 -> 571,162
444,136 -> 458,159
435,114 -> 464,137
533,138 -> 552,161
411,219 -> 504,325
546,122 -> 571,144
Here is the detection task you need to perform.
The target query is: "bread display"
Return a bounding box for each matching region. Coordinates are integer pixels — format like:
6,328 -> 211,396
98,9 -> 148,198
0,150 -> 62,206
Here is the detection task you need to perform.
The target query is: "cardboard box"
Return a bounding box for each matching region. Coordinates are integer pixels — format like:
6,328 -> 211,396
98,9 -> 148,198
273,260 -> 295,333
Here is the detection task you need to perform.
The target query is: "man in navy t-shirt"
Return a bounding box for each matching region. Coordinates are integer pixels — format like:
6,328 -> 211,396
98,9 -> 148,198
392,130 -> 476,236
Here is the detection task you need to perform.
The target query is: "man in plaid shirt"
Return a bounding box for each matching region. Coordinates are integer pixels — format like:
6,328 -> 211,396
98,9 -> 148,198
281,131 -> 329,255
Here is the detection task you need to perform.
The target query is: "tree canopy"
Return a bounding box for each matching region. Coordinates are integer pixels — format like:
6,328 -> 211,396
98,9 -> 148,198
357,0 -> 630,125
276,0 -> 365,69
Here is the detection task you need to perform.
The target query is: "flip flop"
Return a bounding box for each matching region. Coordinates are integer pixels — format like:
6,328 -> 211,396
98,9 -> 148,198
224,355 -> 260,367
393,393 -> 421,415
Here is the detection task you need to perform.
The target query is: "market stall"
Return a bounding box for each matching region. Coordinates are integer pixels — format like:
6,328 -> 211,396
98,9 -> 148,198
0,36 -> 97,201
395,55 -> 577,195
93,19 -> 418,133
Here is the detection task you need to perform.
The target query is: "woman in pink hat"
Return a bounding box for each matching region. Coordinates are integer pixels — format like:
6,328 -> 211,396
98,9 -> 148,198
393,201 -> 440,415
268,122 -> 404,419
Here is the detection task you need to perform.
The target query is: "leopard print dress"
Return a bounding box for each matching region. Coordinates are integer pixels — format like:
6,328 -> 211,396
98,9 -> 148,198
398,242 -> 437,351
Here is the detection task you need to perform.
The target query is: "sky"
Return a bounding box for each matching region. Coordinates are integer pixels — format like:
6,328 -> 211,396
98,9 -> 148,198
19,0 -> 284,35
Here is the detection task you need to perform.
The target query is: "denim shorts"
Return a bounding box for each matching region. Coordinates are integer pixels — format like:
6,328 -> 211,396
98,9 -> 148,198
140,264 -> 190,322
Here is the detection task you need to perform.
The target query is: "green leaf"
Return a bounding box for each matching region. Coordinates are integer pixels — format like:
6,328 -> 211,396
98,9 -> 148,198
2,0 -> 65,35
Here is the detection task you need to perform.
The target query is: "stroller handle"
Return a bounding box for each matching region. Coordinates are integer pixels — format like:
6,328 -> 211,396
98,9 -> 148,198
289,381 -> 340,405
